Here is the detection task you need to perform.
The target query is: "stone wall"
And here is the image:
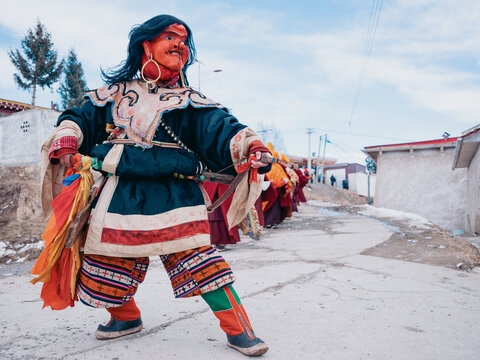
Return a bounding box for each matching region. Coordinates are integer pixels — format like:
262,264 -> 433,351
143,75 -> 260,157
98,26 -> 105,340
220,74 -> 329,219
0,165 -> 45,262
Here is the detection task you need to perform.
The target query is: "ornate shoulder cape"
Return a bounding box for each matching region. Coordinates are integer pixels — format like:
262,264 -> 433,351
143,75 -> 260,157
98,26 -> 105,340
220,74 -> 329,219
85,80 -> 224,148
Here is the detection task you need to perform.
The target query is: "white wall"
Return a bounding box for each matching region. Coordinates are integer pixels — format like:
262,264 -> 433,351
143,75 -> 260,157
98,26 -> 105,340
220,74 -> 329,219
0,109 -> 59,166
374,149 -> 468,231
349,172 -> 376,197
325,168 -> 346,187
465,148 -> 480,233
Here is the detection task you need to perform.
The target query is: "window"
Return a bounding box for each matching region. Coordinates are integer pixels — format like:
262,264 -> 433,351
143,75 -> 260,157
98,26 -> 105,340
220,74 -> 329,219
20,120 -> 30,133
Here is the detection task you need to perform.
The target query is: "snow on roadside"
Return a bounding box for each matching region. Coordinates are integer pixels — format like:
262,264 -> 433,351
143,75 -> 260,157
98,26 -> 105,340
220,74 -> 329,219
0,242 -> 16,258
357,205 -> 433,229
15,242 -> 44,253
0,240 -> 44,263
308,200 -> 433,230
307,200 -> 340,208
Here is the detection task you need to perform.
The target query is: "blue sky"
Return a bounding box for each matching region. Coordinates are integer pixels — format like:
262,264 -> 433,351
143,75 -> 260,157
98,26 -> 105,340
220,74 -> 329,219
1,0 -> 479,163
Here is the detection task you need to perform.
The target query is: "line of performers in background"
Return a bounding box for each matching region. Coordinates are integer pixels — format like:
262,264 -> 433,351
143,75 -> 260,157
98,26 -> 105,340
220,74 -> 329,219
205,142 -> 311,250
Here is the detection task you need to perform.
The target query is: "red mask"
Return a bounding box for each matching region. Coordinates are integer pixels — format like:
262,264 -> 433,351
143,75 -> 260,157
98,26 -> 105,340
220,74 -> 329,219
141,24 -> 189,83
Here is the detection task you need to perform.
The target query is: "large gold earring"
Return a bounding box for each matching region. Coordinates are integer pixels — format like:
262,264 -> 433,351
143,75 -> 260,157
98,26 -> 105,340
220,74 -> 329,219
141,54 -> 161,91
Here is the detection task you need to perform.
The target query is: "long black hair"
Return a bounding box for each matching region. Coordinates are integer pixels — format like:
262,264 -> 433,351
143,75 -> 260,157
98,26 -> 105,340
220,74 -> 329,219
101,15 -> 196,85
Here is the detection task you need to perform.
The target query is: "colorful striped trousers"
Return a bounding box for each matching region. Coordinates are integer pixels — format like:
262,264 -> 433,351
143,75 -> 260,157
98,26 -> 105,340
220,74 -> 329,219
76,245 -> 256,336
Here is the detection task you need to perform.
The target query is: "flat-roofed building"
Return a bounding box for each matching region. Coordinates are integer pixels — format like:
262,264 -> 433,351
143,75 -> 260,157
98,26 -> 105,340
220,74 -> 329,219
364,136 -> 468,231
452,125 -> 480,234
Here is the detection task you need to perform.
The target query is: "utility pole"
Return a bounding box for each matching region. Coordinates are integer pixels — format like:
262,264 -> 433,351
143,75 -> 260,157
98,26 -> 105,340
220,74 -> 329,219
316,135 -> 322,183
196,60 -> 203,92
195,59 -> 222,92
367,172 -> 371,204
306,128 -> 315,177
320,134 -> 328,186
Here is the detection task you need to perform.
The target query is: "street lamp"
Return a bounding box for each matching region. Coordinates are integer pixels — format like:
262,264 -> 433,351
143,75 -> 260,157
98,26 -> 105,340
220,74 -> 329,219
195,59 -> 222,91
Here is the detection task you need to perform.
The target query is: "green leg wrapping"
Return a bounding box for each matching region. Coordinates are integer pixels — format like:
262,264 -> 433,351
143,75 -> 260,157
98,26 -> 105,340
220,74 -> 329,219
201,285 -> 241,311
201,285 -> 254,337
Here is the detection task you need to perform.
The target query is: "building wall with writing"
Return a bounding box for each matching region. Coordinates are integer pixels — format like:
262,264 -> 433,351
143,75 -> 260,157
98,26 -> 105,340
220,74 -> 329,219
0,109 -> 59,166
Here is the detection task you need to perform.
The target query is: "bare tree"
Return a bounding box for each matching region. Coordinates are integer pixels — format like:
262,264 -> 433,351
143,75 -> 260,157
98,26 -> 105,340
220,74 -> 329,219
255,122 -> 286,153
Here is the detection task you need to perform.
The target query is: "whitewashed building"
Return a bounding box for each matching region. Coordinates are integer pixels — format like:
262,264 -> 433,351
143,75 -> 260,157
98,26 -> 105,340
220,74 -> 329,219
364,137 -> 468,232
0,109 -> 60,166
323,163 -> 376,198
452,125 -> 480,234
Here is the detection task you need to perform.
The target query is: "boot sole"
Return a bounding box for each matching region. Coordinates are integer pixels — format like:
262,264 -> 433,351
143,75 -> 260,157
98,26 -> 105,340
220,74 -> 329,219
95,323 -> 143,340
227,341 -> 269,356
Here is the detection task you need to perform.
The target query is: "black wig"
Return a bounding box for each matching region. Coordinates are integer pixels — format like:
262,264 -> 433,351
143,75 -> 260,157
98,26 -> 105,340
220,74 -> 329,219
101,15 -> 196,85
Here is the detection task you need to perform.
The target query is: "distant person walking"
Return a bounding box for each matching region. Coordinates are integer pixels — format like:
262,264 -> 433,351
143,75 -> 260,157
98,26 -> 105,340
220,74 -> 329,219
303,167 -> 312,184
330,174 -> 336,187
342,178 -> 349,190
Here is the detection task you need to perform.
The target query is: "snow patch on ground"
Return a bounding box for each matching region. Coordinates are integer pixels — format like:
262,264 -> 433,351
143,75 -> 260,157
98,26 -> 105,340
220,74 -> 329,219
307,200 -> 339,208
0,200 -> 14,214
0,242 -> 16,257
357,205 -> 433,229
16,242 -> 44,253
15,255 -> 29,263
0,240 -> 43,263
307,200 -> 433,230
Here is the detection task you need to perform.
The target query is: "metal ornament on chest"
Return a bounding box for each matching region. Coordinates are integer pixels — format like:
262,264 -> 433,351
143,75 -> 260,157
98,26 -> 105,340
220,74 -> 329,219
158,119 -> 208,176
147,83 -> 158,94
158,120 -> 194,155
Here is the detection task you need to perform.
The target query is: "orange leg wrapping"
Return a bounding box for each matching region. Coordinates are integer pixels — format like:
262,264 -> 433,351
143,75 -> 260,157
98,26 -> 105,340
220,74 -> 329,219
107,298 -> 141,321
203,286 -> 256,340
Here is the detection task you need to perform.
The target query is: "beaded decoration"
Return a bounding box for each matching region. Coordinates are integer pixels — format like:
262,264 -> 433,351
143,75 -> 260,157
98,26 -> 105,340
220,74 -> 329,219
157,120 -> 196,155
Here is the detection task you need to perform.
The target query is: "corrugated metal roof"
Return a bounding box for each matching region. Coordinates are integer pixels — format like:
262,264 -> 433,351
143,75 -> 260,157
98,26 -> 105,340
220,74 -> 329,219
452,124 -> 480,169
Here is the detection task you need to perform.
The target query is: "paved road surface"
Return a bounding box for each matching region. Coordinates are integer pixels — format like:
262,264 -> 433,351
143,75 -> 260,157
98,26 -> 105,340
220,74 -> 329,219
1,204 -> 479,359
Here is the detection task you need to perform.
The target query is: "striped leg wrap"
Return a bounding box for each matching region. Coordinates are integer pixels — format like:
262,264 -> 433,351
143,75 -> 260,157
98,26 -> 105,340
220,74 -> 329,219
77,255 -> 149,308
160,245 -> 235,298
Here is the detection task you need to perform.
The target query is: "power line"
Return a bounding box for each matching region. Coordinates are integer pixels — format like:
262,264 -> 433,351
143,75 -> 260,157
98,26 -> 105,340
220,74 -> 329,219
306,128 -> 315,171
348,0 -> 384,127
362,0 -> 377,57
316,128 -> 411,142
281,126 -> 411,142
329,140 -> 351,154
364,0 -> 383,59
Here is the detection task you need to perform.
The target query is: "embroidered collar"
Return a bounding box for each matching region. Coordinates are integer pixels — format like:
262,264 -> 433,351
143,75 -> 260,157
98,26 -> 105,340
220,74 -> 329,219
85,80 -> 223,148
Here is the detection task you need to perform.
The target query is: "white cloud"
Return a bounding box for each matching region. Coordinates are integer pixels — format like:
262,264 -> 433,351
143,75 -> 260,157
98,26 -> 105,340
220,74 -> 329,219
1,0 -> 479,160
296,0 -> 480,124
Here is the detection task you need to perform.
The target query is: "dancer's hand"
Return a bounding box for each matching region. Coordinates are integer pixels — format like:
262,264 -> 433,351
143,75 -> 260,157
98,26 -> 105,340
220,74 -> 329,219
251,151 -> 272,169
58,154 -> 72,167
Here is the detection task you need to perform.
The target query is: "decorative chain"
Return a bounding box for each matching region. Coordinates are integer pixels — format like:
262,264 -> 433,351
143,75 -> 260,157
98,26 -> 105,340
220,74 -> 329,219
158,120 -> 197,156
158,120 -> 208,176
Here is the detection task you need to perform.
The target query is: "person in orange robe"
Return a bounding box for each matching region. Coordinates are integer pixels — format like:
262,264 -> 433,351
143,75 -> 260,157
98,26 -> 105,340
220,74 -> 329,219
262,151 -> 292,227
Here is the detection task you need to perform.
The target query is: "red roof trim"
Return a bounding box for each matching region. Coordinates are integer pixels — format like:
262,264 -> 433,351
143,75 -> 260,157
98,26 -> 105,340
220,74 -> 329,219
0,98 -> 51,111
364,137 -> 458,150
